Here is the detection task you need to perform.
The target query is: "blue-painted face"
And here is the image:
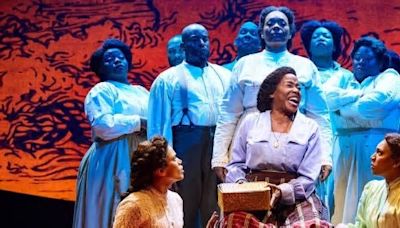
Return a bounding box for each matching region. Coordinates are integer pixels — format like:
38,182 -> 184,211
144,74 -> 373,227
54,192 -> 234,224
262,11 -> 291,51
310,27 -> 334,58
100,48 -> 129,83
182,25 -> 210,67
235,22 -> 261,55
352,46 -> 381,81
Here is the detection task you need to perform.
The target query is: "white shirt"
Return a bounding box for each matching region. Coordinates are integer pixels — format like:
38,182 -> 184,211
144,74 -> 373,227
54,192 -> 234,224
147,61 -> 231,144
85,80 -> 149,141
212,50 -> 333,168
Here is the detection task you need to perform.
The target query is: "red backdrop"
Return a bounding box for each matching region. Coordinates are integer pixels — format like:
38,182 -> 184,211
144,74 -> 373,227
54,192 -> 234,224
0,0 -> 399,201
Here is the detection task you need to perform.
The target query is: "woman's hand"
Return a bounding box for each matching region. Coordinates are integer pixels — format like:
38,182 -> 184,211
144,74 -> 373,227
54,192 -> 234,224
213,167 -> 227,182
139,117 -> 147,131
267,183 -> 281,209
319,165 -> 332,181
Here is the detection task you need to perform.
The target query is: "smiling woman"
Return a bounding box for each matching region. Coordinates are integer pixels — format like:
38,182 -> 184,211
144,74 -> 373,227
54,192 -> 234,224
221,66 -> 330,227
212,6 -> 333,195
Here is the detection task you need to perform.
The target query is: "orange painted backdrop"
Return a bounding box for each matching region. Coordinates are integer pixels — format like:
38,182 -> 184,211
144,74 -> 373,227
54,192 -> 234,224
0,0 -> 399,201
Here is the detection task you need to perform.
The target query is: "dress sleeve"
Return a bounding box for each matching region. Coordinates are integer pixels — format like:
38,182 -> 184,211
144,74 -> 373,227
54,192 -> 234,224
340,69 -> 400,120
279,126 -> 322,205
323,70 -> 362,111
85,83 -> 141,141
147,75 -> 174,144
346,182 -> 372,228
225,115 -> 250,183
212,61 -> 245,168
303,64 -> 333,166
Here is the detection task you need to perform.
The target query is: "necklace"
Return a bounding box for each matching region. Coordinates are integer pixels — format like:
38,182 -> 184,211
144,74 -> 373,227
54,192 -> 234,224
271,121 -> 293,149
271,132 -> 281,148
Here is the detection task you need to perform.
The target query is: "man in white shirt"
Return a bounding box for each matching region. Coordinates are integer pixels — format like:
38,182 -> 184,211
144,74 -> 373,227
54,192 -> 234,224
223,21 -> 261,71
167,34 -> 185,67
148,23 -> 230,228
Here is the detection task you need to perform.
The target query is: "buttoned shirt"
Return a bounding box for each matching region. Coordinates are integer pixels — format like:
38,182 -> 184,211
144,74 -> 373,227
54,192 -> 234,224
225,111 -> 322,205
147,61 -> 231,144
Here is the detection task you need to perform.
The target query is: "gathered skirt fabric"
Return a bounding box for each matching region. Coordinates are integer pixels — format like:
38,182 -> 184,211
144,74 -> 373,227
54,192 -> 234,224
220,194 -> 331,228
73,133 -> 146,228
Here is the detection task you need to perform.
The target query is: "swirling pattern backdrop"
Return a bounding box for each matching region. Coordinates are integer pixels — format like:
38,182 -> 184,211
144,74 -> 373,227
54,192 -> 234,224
0,0 -> 399,201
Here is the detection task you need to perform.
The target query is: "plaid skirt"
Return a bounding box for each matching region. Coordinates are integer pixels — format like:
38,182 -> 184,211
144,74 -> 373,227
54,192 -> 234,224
219,194 -> 332,228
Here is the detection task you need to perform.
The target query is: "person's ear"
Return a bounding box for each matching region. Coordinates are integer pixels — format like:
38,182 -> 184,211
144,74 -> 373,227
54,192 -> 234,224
393,159 -> 400,168
154,168 -> 166,177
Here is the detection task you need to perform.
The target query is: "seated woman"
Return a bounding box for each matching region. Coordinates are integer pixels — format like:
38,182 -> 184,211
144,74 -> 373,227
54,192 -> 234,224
223,67 -> 330,227
337,133 -> 400,228
113,136 -> 184,228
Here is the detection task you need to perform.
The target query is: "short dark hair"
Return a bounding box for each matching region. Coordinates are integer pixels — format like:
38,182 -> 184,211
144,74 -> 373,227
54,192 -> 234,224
89,38 -> 133,81
300,20 -> 343,60
385,133 -> 400,160
127,136 -> 168,195
258,6 -> 296,50
257,66 -> 297,112
351,37 -> 387,71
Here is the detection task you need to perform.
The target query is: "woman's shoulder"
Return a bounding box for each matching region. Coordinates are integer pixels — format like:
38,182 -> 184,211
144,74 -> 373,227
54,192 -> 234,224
85,81 -> 117,99
167,190 -> 182,203
379,68 -> 400,78
131,84 -> 150,95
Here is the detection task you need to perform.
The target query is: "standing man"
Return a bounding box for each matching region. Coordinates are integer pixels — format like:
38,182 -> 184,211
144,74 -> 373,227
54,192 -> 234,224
167,34 -> 185,67
223,21 -> 261,71
148,24 -> 230,228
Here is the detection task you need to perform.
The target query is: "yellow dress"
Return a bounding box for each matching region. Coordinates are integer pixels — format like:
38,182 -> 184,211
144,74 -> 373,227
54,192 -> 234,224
347,177 -> 400,228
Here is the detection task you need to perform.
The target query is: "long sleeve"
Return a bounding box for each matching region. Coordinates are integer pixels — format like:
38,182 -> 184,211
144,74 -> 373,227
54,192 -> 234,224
303,65 -> 333,166
147,76 -> 173,144
85,83 -> 141,141
340,69 -> 400,120
323,70 -> 362,111
224,114 -> 250,183
346,182 -> 371,228
279,128 -> 322,205
212,63 -> 245,168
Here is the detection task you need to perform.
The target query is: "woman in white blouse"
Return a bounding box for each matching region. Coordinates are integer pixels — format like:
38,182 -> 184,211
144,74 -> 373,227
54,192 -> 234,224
113,136 -> 184,228
73,39 -> 149,228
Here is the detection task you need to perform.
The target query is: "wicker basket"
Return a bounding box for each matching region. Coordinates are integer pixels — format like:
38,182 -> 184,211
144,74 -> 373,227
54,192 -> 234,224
217,181 -> 271,213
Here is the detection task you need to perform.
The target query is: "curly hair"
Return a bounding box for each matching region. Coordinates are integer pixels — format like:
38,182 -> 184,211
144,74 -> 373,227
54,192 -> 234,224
257,66 -> 297,112
89,38 -> 133,81
300,20 -> 344,60
351,37 -> 388,71
258,6 -> 296,50
385,133 -> 400,160
121,136 -> 169,199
